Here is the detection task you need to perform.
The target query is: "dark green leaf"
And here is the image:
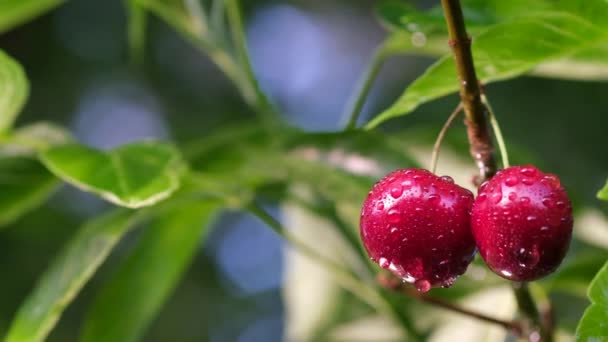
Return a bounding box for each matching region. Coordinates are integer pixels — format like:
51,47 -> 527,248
367,13 -> 606,128
0,50 -> 28,133
5,209 -> 144,342
0,122 -> 71,226
0,156 -> 59,227
597,180 -> 608,201
40,141 -> 184,208
0,0 -> 65,33
575,260 -> 608,341
81,201 -> 220,342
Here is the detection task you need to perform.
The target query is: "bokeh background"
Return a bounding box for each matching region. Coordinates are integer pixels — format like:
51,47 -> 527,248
1,0 -> 607,341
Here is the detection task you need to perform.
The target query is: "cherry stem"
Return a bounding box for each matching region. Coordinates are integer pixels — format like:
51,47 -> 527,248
481,95 -> 510,168
430,103 -> 463,174
513,283 -> 554,342
378,273 -> 523,336
440,0 -> 497,184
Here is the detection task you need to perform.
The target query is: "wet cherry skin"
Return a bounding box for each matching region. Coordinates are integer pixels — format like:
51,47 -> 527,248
471,165 -> 573,281
359,168 -> 476,292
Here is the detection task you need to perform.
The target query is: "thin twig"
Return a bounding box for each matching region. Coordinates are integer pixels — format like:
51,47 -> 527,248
430,103 -> 463,174
226,0 -> 274,117
378,273 -> 523,336
126,0 -> 147,66
343,46 -> 388,130
441,0 -> 496,184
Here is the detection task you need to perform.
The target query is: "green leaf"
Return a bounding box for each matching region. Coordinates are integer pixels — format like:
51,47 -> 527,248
0,50 -> 28,133
575,260 -> 608,341
81,201 -> 220,342
0,156 -> 59,226
40,141 -> 184,208
597,180 -> 608,201
0,0 -> 65,33
367,13 -> 607,128
0,121 -> 72,156
0,122 -> 71,226
5,209 -> 144,342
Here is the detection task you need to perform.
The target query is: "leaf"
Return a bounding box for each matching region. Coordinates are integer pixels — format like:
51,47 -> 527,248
5,209 -> 144,342
0,0 -> 65,33
0,121 -> 72,156
575,260 -> 608,341
0,156 -> 59,226
597,180 -> 608,201
0,50 -> 28,133
40,141 -> 184,208
81,201 -> 220,342
367,13 -> 607,128
0,122 -> 71,226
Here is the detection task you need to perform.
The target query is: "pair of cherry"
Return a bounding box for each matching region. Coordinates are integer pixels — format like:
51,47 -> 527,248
360,166 -> 573,292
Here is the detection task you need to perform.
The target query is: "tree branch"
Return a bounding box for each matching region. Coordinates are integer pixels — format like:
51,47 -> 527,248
439,1 -> 553,341
378,273 -> 522,336
440,0 -> 496,184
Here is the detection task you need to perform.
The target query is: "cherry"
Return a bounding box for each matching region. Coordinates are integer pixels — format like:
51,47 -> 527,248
360,168 -> 476,292
471,165 -> 573,281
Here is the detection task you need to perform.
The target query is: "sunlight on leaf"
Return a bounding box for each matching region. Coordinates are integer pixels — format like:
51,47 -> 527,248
0,0 -> 64,33
597,180 -> 608,201
367,13 -> 607,128
0,50 -> 28,133
40,141 -> 184,208
5,209 -> 145,342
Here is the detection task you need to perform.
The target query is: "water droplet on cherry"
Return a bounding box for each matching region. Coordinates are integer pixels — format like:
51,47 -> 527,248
414,279 -> 431,292
505,176 -> 519,187
387,209 -> 401,223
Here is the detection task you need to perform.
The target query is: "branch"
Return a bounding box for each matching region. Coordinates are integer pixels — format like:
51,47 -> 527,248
440,0 -> 496,184
378,273 -> 523,336
440,1 -> 553,341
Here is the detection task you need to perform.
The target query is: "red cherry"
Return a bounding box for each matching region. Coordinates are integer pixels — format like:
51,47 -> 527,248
471,165 -> 573,281
360,168 -> 476,291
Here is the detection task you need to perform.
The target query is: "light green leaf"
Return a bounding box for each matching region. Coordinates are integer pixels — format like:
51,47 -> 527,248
40,141 -> 184,208
367,13 -> 606,128
575,260 -> 608,341
0,156 -> 59,226
0,0 -> 65,33
597,180 -> 608,201
0,50 -> 28,133
5,209 -> 144,342
81,201 -> 220,342
0,121 -> 72,156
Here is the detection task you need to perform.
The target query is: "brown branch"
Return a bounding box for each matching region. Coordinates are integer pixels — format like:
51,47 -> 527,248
441,0 -> 497,185
378,273 -> 523,336
439,1 -> 553,341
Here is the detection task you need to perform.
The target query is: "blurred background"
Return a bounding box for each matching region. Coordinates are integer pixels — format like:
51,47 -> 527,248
1,0 -> 607,341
